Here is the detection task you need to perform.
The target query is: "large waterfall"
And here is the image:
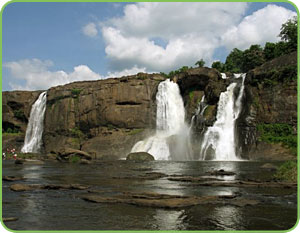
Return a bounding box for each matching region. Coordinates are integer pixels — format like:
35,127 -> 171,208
199,74 -> 245,161
131,79 -> 191,160
21,91 -> 47,153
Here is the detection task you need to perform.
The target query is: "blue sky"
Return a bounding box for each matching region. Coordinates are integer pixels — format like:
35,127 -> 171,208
2,2 -> 298,91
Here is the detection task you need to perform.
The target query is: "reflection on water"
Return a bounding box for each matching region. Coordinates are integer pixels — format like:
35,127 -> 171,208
2,160 -> 297,231
154,209 -> 185,230
210,205 -> 241,230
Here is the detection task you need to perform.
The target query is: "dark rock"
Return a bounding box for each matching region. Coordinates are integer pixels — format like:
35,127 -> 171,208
207,170 -> 236,176
10,184 -> 34,192
3,176 -> 25,182
261,163 -> 278,171
113,172 -> 166,180
58,148 -> 92,160
14,159 -> 24,165
3,217 -> 18,222
80,159 -> 92,164
126,152 -> 155,162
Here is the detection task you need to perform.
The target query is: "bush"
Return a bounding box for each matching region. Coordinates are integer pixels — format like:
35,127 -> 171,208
69,155 -> 80,163
13,110 -> 26,121
71,89 -> 82,97
257,123 -> 297,155
274,161 -> 297,182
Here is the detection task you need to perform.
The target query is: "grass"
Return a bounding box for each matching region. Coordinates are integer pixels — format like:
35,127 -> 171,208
257,123 -> 297,155
128,128 -> 144,135
274,161 -> 297,182
71,88 -> 82,97
69,155 -> 81,163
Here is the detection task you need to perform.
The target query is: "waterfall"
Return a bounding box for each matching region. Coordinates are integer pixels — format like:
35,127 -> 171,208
21,91 -> 47,153
131,79 -> 190,160
199,74 -> 245,161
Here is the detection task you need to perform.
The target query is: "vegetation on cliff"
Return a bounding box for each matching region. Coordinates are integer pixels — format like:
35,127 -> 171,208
274,161 -> 297,182
257,123 -> 297,155
212,17 -> 297,73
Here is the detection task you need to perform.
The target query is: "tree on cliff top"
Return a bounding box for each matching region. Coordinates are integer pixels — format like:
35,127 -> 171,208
195,59 -> 205,67
279,16 -> 297,52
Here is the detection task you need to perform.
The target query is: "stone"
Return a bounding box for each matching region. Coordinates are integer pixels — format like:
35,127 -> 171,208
10,184 -> 34,192
80,159 -> 92,164
261,163 -> 278,171
58,148 -> 92,160
126,152 -> 155,162
3,176 -> 25,182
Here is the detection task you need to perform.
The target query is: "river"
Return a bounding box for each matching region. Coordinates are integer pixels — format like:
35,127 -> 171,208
2,160 -> 297,231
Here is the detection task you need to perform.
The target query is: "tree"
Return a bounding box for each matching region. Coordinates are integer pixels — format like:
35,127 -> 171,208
241,44 -> 265,72
279,16 -> 297,52
195,59 -> 205,67
224,48 -> 243,73
211,61 -> 225,72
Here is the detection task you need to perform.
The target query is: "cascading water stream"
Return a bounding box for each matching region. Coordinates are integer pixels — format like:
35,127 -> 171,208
199,74 -> 245,161
21,91 -> 47,153
131,79 -> 191,160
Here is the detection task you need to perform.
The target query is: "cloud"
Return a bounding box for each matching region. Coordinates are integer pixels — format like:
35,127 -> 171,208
101,2 -> 248,72
106,66 -> 148,78
100,3 -> 296,72
4,59 -> 102,90
221,4 -> 297,51
82,22 -> 98,37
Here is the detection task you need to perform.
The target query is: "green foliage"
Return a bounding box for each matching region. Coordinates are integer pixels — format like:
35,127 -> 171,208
70,127 -> 85,143
195,59 -> 205,68
217,18 -> 297,73
279,16 -> 297,52
70,155 -> 81,163
211,61 -> 225,72
241,45 -> 265,72
128,128 -> 144,135
274,161 -> 297,182
13,110 -> 26,121
189,91 -> 194,100
5,128 -> 20,134
71,89 -> 82,98
257,123 -> 297,155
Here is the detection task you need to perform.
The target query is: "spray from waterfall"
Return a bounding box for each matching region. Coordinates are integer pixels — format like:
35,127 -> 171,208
21,91 -> 47,153
199,74 -> 245,161
131,79 -> 191,160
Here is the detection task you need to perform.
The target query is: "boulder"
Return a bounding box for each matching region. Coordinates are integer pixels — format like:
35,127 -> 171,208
126,152 -> 155,162
58,148 -> 92,160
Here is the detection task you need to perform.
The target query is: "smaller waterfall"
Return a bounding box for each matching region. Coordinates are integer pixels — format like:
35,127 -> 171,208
21,91 -> 47,153
131,79 -> 191,160
200,74 -> 245,161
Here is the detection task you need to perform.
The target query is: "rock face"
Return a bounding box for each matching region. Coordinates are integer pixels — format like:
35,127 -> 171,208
2,91 -> 42,152
126,152 -> 155,162
236,52 -> 297,160
2,53 -> 297,161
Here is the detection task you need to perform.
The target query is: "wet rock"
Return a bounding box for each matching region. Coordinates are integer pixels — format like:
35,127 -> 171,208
80,159 -> 92,165
58,148 -> 92,160
113,172 -> 167,180
14,159 -> 24,164
3,217 -> 18,222
167,176 -> 223,182
81,191 -> 256,209
126,152 -> 155,162
10,183 -> 90,192
3,176 -> 25,182
261,163 -> 278,171
10,184 -> 34,192
207,169 -> 236,176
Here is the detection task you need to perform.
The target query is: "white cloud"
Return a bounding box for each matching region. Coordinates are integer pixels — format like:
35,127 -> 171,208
100,3 -> 296,72
4,59 -> 102,90
221,4 -> 297,51
101,2 -> 248,72
106,66 -> 148,78
82,22 -> 98,37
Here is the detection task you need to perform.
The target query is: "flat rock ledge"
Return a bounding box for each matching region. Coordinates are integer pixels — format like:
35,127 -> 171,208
80,191 -> 259,209
10,183 -> 90,192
